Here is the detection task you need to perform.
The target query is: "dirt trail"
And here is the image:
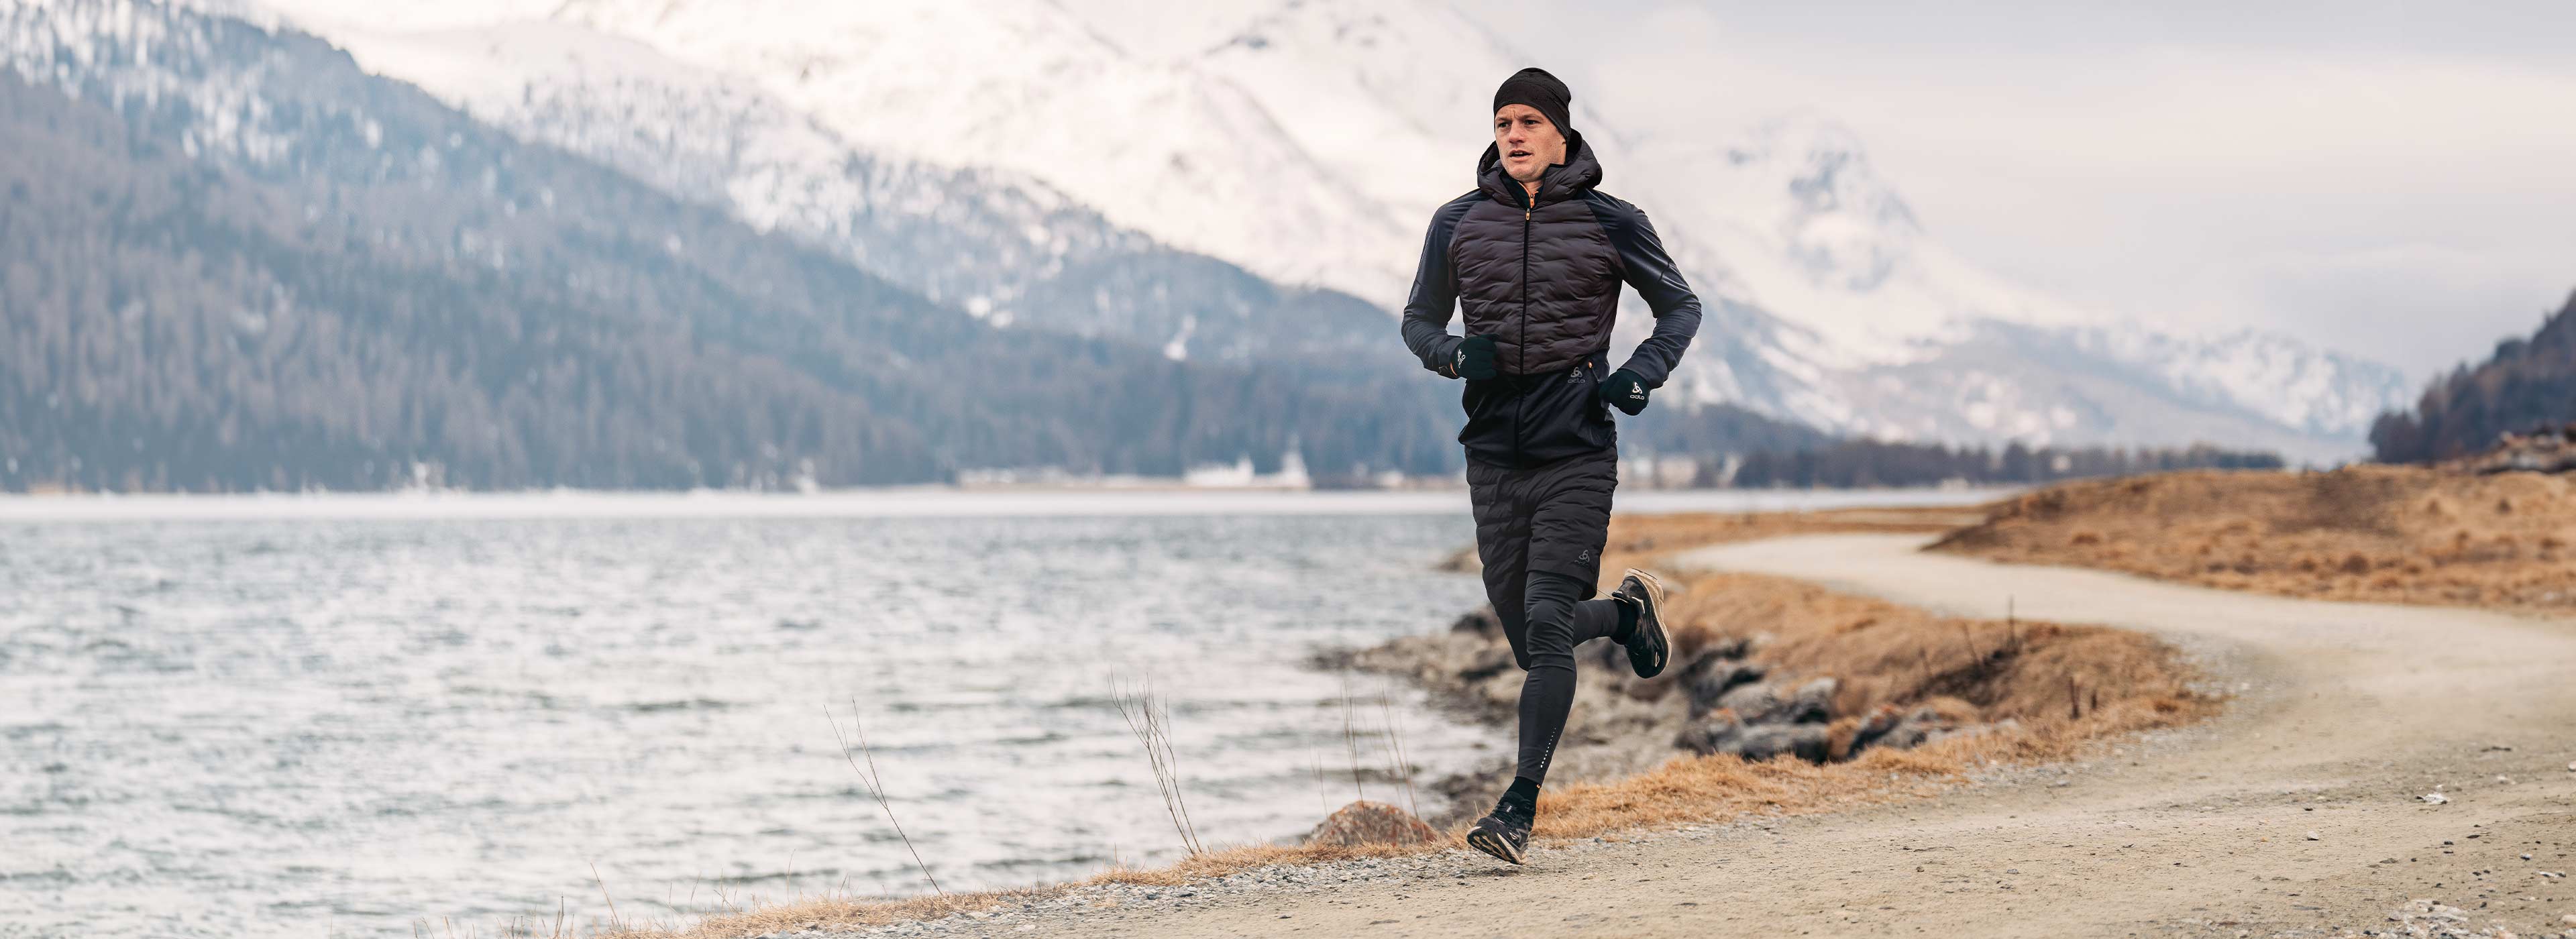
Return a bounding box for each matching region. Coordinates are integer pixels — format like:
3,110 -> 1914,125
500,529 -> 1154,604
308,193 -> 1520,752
1014,534 -> 2576,938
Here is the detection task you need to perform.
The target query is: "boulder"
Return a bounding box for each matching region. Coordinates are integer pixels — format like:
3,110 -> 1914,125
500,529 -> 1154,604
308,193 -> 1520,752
1849,705 -> 1941,755
1786,677 -> 1839,724
1674,712 -> 1742,755
1457,645 -> 1516,682
1684,660 -> 1767,718
1708,676 -> 1837,725
1674,713 -> 1830,763
1307,800 -> 1442,847
1714,681 -> 1782,721
1450,605 -> 1502,636
1735,724 -> 1832,763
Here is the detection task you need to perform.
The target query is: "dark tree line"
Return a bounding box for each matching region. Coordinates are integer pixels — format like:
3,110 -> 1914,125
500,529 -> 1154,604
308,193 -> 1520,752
1726,439 -> 2283,489
2370,289 -> 2576,463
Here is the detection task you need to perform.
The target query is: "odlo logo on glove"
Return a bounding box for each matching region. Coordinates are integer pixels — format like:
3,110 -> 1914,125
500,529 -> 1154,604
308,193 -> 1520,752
1599,368 -> 1651,416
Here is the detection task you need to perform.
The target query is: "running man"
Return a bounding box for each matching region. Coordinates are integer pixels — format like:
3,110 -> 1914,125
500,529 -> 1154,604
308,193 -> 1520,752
1401,67 -> 1702,865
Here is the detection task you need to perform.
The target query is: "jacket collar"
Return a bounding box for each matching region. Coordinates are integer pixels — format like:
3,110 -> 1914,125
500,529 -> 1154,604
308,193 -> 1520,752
1477,129 -> 1603,209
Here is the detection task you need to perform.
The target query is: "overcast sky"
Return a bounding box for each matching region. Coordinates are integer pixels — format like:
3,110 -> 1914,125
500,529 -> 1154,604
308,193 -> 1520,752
1495,0 -> 2576,380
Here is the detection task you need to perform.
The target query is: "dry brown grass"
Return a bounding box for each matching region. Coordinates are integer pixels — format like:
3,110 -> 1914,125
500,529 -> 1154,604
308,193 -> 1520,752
1649,571 -> 2204,741
597,503 -> 2212,939
1438,505 -> 1982,573
1603,505 -> 1986,558
1931,465 -> 2576,614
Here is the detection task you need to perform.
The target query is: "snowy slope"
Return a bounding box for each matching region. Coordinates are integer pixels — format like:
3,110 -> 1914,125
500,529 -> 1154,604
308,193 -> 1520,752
244,0 -> 2408,459
252,11 -> 1392,365
535,0 -> 1421,302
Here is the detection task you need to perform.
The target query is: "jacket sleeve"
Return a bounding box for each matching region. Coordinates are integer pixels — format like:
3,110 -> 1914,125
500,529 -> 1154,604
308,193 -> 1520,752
1589,195 -> 1701,388
1399,197 -> 1477,377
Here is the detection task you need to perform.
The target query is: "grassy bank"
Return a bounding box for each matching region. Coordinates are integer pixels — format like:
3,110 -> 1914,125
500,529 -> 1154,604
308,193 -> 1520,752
1932,465 -> 2576,613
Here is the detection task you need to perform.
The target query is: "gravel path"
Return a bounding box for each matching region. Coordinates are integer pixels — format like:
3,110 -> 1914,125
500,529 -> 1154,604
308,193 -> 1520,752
828,533 -> 2576,938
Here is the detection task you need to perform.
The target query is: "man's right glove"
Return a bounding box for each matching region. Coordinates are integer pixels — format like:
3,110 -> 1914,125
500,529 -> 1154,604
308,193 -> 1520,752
1452,334 -> 1498,380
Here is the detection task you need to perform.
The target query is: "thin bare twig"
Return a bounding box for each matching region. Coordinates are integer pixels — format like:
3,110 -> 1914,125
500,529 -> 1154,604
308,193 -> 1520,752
826,702 -> 945,895
588,861 -> 621,930
1339,673 -> 1364,803
1110,679 -> 1204,856
1377,689 -> 1419,818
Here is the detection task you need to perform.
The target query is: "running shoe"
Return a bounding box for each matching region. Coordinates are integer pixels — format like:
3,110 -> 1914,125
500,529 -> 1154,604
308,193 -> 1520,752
1466,795 -> 1533,865
1615,567 -> 1670,679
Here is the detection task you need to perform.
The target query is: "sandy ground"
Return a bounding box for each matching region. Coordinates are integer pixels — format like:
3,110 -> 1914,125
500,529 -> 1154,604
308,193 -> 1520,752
986,533 -> 2576,938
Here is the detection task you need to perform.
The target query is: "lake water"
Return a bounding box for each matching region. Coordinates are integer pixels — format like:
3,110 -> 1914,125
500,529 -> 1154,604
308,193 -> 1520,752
0,488 -> 2002,937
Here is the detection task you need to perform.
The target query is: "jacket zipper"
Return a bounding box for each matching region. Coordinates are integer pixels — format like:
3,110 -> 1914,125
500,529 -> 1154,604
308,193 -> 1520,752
1513,186 -> 1532,463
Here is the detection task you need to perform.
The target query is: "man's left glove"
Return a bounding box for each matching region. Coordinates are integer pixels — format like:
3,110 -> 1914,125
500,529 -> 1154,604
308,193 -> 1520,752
1599,368 -> 1650,416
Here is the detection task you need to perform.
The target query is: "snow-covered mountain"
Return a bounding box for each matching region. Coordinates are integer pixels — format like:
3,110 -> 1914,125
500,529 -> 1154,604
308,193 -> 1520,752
230,13 -> 1393,366
1621,117 -> 2412,453
235,0 -> 2412,459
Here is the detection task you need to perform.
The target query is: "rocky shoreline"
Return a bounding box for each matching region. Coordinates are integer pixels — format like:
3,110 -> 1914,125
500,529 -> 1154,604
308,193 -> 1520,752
1318,590 -> 2000,828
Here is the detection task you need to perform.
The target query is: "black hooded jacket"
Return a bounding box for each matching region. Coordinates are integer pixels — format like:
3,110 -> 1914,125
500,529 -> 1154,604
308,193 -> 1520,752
1400,131 -> 1703,468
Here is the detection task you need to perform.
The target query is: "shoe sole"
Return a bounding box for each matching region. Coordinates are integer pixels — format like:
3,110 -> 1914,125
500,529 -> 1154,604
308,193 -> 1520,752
1621,567 -> 1669,679
1466,826 -> 1525,865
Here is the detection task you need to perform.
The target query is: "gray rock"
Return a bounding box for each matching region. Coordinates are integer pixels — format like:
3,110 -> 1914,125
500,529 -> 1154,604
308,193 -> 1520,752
1733,724 -> 1831,762
1787,677 -> 1839,724
1849,705 -> 1947,755
1684,661 -> 1768,718
1674,712 -> 1743,755
1674,714 -> 1830,762
1715,682 -> 1784,720
1710,677 -> 1834,724
1457,645 -> 1516,682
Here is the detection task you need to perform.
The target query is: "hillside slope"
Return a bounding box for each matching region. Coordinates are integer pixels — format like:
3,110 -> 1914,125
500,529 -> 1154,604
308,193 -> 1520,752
2370,288 -> 2576,462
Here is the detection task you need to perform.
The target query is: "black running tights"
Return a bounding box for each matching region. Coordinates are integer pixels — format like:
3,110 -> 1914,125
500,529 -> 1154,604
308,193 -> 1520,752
1496,569 -> 1624,785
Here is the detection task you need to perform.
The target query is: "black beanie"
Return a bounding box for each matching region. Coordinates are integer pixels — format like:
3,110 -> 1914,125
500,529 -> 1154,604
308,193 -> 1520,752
1492,67 -> 1573,137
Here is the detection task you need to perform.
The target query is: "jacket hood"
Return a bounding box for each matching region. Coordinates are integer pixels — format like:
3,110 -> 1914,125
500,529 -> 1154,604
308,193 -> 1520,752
1477,128 -> 1603,209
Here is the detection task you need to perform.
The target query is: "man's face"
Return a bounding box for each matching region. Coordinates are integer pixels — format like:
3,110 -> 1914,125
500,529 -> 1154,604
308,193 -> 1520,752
1493,103 -> 1566,184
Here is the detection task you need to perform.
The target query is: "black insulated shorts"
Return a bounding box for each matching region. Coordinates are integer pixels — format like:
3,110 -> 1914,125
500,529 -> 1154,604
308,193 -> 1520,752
1467,447 -> 1619,602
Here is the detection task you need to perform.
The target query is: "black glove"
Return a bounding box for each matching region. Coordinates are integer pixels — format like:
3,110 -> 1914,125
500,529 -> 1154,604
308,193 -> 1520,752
1599,368 -> 1650,415
1452,334 -> 1499,380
